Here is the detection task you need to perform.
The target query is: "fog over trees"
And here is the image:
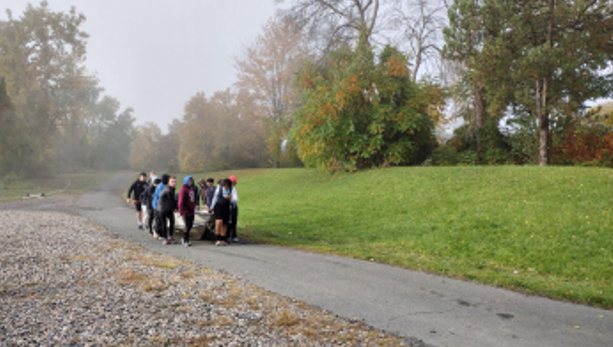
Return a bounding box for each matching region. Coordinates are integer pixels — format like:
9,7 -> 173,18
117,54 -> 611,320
0,2 -> 134,176
1,0 -> 612,177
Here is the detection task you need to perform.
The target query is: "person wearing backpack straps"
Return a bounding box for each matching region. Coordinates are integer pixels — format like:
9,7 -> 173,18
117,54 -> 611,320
142,178 -> 161,236
209,178 -> 237,246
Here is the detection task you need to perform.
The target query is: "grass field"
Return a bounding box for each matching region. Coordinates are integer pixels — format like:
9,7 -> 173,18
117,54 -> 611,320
0,171 -> 118,201
188,166 -> 613,308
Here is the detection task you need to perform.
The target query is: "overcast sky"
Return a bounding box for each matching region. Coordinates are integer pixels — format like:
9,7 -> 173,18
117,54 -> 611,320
2,0 -> 278,130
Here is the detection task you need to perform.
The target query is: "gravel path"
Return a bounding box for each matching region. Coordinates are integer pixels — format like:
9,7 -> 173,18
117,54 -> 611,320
0,199 -> 411,346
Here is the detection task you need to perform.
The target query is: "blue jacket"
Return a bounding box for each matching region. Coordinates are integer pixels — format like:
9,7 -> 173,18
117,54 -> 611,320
152,183 -> 165,209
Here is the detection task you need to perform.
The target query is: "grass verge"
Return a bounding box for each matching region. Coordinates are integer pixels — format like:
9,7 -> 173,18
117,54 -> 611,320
183,166 -> 613,308
0,170 -> 118,201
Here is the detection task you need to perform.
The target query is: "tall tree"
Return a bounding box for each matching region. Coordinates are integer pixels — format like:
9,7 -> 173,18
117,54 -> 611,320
445,0 -> 613,166
277,0 -> 382,50
90,97 -> 135,170
0,1 -> 89,174
234,17 -> 309,167
443,0 -> 498,161
391,0 -> 448,82
177,90 -> 268,172
130,122 -> 163,170
156,119 -> 181,172
0,77 -> 22,175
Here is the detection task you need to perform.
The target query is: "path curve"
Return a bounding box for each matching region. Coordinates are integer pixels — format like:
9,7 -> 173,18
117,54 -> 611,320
77,172 -> 612,347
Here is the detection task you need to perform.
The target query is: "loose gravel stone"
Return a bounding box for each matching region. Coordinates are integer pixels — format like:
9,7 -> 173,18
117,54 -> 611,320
0,203 -> 412,346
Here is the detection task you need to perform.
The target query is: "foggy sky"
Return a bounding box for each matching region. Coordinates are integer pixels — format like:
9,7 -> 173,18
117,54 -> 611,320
2,0 -> 277,131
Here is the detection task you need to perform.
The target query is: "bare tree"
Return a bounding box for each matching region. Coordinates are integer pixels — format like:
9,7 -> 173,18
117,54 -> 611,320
276,0 -> 381,51
234,17 -> 310,167
389,0 -> 448,82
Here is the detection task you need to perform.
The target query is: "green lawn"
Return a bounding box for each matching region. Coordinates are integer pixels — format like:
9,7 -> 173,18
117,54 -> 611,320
187,166 -> 613,308
0,171 -> 118,201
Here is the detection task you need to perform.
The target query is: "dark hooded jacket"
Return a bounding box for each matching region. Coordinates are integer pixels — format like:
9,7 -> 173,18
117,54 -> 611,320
178,176 -> 197,217
157,184 -> 176,213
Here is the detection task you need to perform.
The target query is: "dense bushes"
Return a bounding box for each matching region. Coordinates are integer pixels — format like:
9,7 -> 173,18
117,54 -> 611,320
292,45 -> 443,172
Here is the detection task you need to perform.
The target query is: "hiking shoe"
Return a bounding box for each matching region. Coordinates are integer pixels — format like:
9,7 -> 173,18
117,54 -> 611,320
232,237 -> 239,243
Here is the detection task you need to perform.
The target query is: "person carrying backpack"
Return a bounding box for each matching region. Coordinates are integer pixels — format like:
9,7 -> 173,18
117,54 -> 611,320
178,176 -> 197,247
127,172 -> 148,229
209,178 -> 237,246
141,178 -> 161,236
152,174 -> 170,240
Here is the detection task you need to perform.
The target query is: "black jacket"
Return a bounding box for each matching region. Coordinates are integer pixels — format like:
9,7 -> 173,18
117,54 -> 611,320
193,185 -> 200,207
157,185 -> 176,213
128,180 -> 148,201
141,185 -> 157,211
207,186 -> 217,207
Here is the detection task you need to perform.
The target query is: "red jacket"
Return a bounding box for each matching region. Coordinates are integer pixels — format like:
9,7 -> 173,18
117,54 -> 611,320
178,184 -> 196,217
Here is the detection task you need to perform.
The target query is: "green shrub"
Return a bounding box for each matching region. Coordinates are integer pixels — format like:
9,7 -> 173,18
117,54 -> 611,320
431,145 -> 459,166
458,150 -> 478,165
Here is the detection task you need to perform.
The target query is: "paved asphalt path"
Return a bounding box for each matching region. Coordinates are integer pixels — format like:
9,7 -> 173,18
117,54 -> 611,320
77,172 -> 612,347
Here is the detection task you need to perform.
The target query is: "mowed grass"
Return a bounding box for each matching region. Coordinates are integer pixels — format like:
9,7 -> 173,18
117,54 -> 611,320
191,166 -> 613,308
0,171 -> 118,201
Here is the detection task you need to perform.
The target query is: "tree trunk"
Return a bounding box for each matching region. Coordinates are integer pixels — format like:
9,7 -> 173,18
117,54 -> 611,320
538,109 -> 549,166
536,78 -> 549,166
538,0 -> 555,167
473,84 -> 485,163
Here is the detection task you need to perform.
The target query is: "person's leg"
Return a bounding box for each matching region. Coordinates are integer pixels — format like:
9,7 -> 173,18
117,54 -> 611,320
135,203 -> 143,228
229,205 -> 238,240
215,219 -> 224,246
168,212 -> 175,241
147,209 -> 154,234
153,210 -> 161,238
220,222 -> 227,239
183,215 -> 194,245
160,212 -> 168,240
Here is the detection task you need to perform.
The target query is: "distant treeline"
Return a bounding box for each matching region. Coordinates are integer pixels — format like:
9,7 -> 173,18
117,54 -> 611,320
2,1 -> 613,179
0,2 -> 136,177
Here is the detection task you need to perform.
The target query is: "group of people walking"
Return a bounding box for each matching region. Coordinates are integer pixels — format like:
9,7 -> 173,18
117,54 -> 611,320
126,171 -> 239,247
